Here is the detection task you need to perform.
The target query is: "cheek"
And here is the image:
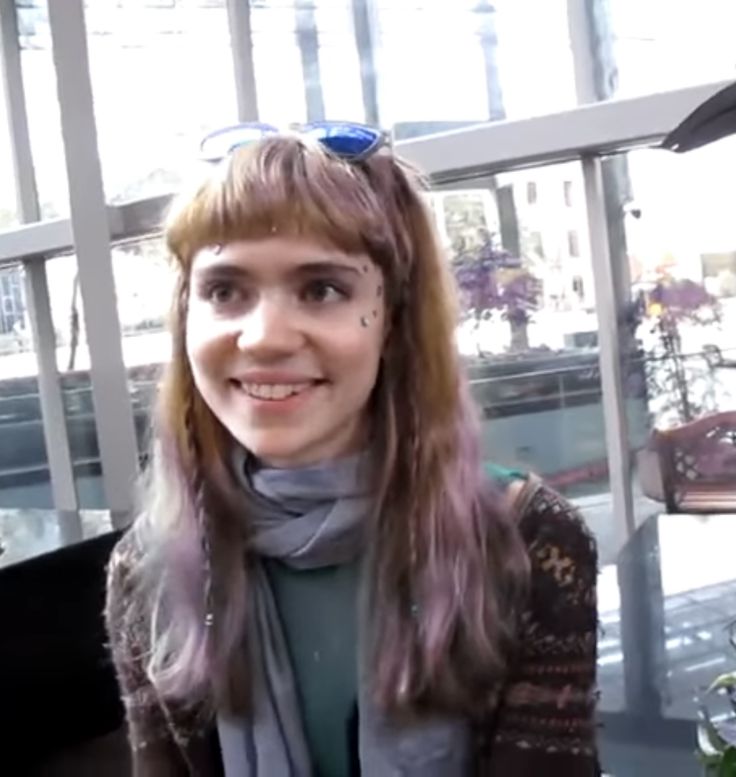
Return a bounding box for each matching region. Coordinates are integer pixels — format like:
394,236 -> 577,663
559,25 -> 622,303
332,313 -> 385,384
185,313 -> 229,380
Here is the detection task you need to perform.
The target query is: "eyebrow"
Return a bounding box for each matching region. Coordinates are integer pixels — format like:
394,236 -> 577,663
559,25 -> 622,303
192,258 -> 364,281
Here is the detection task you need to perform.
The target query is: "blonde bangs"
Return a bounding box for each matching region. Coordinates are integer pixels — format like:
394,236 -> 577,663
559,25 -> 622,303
165,136 -> 393,268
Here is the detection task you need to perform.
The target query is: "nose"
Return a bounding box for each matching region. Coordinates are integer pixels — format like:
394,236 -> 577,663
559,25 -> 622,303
234,294 -> 305,358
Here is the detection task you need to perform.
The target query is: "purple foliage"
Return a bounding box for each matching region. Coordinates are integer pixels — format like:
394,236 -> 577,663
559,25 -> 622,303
649,278 -> 720,323
452,245 -> 539,323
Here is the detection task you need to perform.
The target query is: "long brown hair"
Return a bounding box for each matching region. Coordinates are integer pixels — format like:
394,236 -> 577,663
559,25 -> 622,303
131,136 -> 529,717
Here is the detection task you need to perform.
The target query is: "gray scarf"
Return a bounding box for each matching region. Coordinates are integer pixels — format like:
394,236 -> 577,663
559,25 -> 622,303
217,451 -> 471,776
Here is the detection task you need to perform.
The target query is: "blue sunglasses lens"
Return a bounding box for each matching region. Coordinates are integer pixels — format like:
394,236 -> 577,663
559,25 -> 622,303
303,122 -> 383,159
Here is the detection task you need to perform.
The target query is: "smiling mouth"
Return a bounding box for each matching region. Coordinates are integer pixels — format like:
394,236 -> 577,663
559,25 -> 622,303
230,380 -> 323,401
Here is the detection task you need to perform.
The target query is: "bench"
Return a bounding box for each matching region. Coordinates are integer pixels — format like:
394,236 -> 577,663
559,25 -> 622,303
653,411 -> 736,513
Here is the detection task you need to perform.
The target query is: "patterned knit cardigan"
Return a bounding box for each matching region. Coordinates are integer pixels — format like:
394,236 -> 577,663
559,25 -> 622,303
105,477 -> 600,776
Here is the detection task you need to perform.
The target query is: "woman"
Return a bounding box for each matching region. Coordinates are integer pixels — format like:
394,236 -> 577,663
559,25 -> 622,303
106,123 -> 599,776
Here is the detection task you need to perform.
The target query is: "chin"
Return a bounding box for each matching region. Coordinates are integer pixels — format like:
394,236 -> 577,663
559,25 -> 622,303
238,436 -> 314,469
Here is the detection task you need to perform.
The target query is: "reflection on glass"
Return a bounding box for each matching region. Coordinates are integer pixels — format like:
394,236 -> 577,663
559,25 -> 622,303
430,163 -> 616,547
46,243 -> 173,507
252,0 -> 365,125
111,238 -> 172,460
598,514 -> 736,730
0,63 -> 19,228
17,41 -> 69,220
607,0 -> 736,98
609,140 -> 736,520
19,1 -> 237,207
380,0 -> 576,137
0,264 -> 53,509
43,254 -> 104,509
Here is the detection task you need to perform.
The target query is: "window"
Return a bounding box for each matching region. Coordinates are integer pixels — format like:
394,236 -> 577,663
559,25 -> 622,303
18,1 -> 239,207
0,268 -> 25,335
529,231 -> 544,257
568,230 -> 580,257
606,141 -> 736,531
606,1 -> 736,99
572,275 -> 585,299
564,180 -> 573,207
0,264 -> 55,510
526,181 -> 538,205
0,65 -> 19,227
376,0 -> 576,137
432,163 -> 617,533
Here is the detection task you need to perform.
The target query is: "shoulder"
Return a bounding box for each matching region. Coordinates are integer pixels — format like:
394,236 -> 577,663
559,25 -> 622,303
516,478 -> 598,574
105,526 -> 151,654
106,526 -> 143,606
512,476 -> 598,638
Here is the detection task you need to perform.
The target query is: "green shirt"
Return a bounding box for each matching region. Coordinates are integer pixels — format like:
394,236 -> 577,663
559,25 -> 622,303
265,559 -> 360,777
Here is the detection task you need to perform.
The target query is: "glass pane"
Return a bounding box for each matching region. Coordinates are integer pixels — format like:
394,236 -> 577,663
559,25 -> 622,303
314,0 -> 366,121
84,0 -> 237,202
46,254 -> 106,508
112,237 -> 172,461
610,139 -> 736,524
18,9 -> 70,219
431,162 -> 617,550
18,1 -> 238,206
251,0 -> 575,134
44,244 -> 170,509
251,1 -> 308,124
0,263 -> 53,508
381,0 -> 576,139
0,61 -> 19,228
605,0 -> 736,98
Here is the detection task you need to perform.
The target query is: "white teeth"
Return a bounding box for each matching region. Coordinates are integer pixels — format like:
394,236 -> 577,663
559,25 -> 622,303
239,382 -> 312,400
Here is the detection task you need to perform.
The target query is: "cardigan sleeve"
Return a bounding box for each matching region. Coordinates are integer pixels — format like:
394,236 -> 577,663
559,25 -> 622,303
480,483 -> 600,776
105,534 -> 190,777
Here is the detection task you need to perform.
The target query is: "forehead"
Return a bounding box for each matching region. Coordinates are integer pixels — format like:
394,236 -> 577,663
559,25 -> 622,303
191,236 -> 373,275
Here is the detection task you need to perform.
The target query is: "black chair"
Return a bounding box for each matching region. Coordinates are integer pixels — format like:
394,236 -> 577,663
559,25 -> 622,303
0,530 -> 126,773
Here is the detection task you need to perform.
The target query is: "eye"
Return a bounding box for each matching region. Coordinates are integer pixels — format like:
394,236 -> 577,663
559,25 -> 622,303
203,281 -> 243,307
302,279 -> 349,304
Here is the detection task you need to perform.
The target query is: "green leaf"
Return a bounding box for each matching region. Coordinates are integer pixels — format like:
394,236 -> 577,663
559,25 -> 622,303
718,747 -> 736,777
717,723 -> 736,748
699,706 -> 728,757
708,674 -> 736,694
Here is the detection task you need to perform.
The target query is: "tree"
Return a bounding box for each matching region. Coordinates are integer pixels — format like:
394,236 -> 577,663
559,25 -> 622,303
632,277 -> 722,426
452,234 -> 540,355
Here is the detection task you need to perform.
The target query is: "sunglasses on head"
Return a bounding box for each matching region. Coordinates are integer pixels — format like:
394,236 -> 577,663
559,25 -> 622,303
199,121 -> 390,164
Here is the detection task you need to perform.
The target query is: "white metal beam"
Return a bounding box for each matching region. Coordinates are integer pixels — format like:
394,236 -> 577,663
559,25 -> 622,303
0,205 -> 122,266
226,0 -> 259,122
583,155 -> 636,548
47,0 -> 139,529
0,218 -> 74,264
0,80 -> 731,266
397,80 -> 731,181
23,261 -> 79,510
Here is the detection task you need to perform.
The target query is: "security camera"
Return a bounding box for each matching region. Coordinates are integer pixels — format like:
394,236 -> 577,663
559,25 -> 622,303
623,201 -> 642,219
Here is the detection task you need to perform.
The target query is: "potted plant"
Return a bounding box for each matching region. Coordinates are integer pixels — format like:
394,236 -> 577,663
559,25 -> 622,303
632,276 -> 722,427
698,665 -> 736,775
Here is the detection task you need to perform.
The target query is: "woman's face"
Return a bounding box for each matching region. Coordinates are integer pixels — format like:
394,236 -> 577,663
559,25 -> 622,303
186,236 -> 387,467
